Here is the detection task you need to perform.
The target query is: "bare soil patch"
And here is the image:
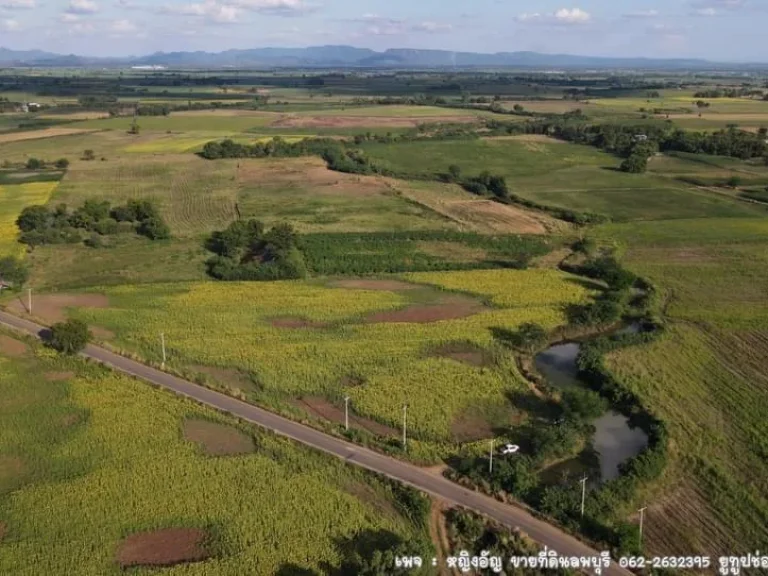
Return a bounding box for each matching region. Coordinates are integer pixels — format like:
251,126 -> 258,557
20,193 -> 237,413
0,335 -> 28,357
45,371 -> 74,382
271,115 -> 478,129
59,413 -> 83,429
8,293 -> 109,323
0,456 -> 26,487
0,127 -> 97,144
450,408 -> 495,443
189,365 -> 257,392
270,317 -> 328,329
366,295 -> 486,324
331,279 -> 420,291
173,109 -> 278,118
182,419 -> 255,456
116,527 -> 211,569
295,396 -> 399,437
432,342 -> 493,367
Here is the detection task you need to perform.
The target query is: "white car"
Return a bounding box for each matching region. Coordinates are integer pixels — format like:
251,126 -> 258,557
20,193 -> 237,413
502,444 -> 520,455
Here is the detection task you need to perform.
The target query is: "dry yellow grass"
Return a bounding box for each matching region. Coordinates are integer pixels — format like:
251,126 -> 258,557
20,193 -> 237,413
0,128 -> 97,144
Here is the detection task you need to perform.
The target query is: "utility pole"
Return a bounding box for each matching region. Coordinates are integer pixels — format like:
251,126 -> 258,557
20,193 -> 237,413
579,475 -> 588,518
344,396 -> 350,431
160,332 -> 166,369
402,404 -> 408,452
638,506 -> 647,546
489,438 -> 495,475
27,287 -> 32,315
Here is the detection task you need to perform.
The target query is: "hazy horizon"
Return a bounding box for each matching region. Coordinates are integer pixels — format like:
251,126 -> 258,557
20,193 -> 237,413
0,0 -> 765,62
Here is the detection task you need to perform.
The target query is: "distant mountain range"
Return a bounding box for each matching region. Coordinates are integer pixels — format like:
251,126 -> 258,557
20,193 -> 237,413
0,45 -> 765,70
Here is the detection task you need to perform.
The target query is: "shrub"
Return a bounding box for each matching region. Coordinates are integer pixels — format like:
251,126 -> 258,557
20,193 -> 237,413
0,256 -> 29,288
138,217 -> 171,240
561,388 -> 608,422
25,157 -> 45,170
55,158 -> 70,170
82,149 -> 96,161
16,205 -> 51,232
48,319 -> 90,355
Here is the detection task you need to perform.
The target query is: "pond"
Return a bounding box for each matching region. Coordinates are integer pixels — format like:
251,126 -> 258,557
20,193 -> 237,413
534,335 -> 649,482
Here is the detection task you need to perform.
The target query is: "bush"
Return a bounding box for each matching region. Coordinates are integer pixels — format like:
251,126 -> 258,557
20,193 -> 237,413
561,388 -> 608,421
0,256 -> 29,288
137,217 -> 171,240
48,319 -> 90,355
93,218 -> 119,235
620,154 -> 648,173
55,158 -> 70,170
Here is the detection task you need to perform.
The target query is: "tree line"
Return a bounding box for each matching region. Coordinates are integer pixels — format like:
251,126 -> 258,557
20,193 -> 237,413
16,199 -> 170,248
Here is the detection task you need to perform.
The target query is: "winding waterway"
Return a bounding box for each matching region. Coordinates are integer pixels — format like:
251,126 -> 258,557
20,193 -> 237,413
534,335 -> 649,482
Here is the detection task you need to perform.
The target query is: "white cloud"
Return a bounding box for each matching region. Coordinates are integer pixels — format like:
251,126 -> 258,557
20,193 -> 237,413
228,0 -> 314,16
110,18 -> 136,32
1,17 -> 19,30
66,0 -> 99,14
163,1 -> 241,23
60,12 -> 81,21
516,7 -> 591,25
0,0 -> 35,9
692,7 -> 717,15
690,0 -> 746,14
623,9 -> 659,18
553,8 -> 591,23
412,21 -> 453,33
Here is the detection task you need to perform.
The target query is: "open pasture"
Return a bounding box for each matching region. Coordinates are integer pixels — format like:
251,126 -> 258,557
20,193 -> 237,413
52,154 -> 238,237
0,340 -> 427,575
362,138 -> 761,221
63,269 -> 589,443
589,217 -> 768,555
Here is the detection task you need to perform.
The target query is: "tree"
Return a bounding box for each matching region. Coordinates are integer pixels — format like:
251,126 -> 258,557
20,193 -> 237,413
561,388 -> 608,422
16,205 -> 50,232
620,154 -> 648,174
55,158 -> 70,170
513,104 -> 524,112
447,164 -> 462,181
48,319 -> 90,355
25,157 -> 44,170
82,149 -> 96,161
0,256 -> 29,288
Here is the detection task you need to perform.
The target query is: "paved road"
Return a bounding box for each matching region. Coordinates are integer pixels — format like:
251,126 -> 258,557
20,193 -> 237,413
0,309 -> 630,576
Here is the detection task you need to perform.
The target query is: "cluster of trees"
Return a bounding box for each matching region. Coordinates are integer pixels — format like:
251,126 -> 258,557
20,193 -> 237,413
694,88 -> 764,99
48,319 -> 90,355
545,120 -> 767,160
620,139 -> 658,173
16,199 -> 170,247
199,137 -> 338,160
205,219 -> 307,281
23,157 -> 69,171
440,165 -> 510,200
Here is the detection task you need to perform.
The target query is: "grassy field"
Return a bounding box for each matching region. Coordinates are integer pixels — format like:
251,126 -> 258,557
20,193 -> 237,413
590,218 -> 768,556
0,182 -> 59,257
56,269 -> 589,445
0,336 -> 430,575
362,137 -> 763,221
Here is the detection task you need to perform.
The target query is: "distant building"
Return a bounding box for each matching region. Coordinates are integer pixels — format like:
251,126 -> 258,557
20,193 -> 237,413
633,134 -> 648,142
27,102 -> 41,111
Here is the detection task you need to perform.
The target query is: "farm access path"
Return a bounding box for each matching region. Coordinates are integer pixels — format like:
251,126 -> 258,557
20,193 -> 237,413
0,309 -> 630,576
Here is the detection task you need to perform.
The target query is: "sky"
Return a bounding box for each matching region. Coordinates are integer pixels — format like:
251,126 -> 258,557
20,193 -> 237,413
0,0 -> 765,61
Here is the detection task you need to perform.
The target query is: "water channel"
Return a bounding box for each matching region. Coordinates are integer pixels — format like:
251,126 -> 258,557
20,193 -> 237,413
534,331 -> 649,482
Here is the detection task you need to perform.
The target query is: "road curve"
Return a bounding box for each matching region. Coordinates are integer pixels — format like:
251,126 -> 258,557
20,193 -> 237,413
0,309 -> 630,576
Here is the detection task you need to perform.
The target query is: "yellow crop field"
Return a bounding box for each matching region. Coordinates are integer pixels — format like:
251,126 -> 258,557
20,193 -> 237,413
123,137 -> 223,154
71,270 -> 590,441
405,269 -> 593,307
0,343 -> 424,575
0,182 -> 59,257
